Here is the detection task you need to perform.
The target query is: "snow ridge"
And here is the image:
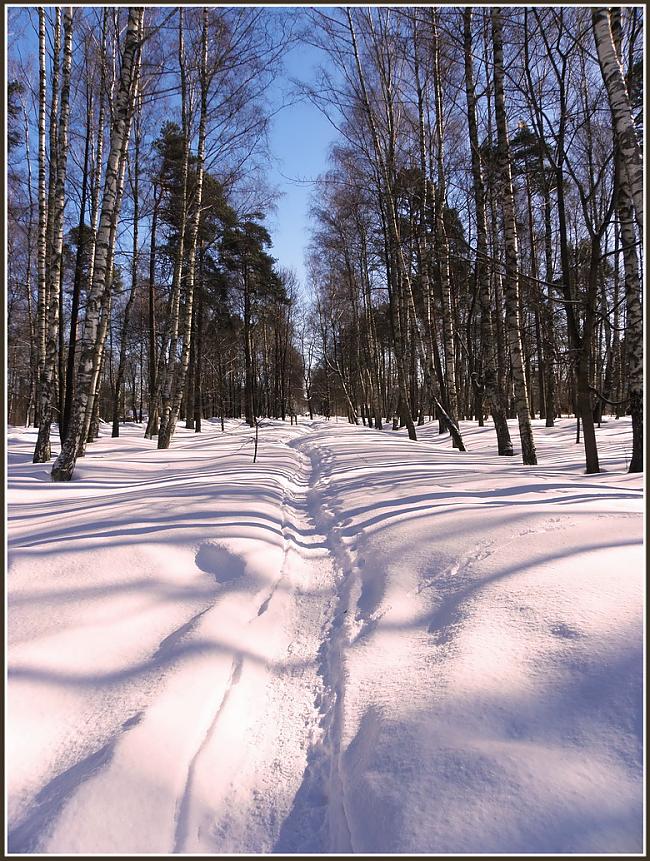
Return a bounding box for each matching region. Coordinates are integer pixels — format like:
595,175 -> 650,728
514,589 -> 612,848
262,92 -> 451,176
7,712 -> 144,853
172,655 -> 243,853
272,432 -> 356,853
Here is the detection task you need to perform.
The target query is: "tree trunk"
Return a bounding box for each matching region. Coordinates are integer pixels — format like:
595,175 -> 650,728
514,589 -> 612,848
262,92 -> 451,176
347,10 -> 465,449
112,97 -> 141,438
492,8 -> 537,465
34,10 -> 48,438
52,7 -> 144,481
62,81 -> 94,441
610,9 -> 642,470
617,163 -> 643,472
541,181 -> 556,427
145,183 -> 162,437
22,104 -> 38,427
463,8 -> 512,456
158,10 -> 210,449
34,9 -> 73,463
194,255 -> 204,432
592,8 -> 643,234
431,10 -> 459,442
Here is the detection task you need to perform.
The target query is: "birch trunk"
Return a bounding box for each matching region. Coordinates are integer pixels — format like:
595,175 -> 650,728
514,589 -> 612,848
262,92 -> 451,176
34,8 -> 48,432
44,9 -> 61,294
156,8 -> 191,444
72,9 -> 108,449
592,8 -> 643,234
22,106 -> 37,427
79,11 -> 140,453
610,11 -> 643,472
145,184 -> 161,437
463,8 -> 513,456
347,10 -> 465,449
193,251 -> 204,432
52,7 -> 144,481
80,96 -> 133,453
158,8 -> 210,449
431,10 -> 459,439
492,8 -> 537,465
618,178 -> 643,472
34,8 -> 73,463
62,83 -> 93,440
112,96 -> 141,438
359,223 -> 383,428
541,171 -> 556,427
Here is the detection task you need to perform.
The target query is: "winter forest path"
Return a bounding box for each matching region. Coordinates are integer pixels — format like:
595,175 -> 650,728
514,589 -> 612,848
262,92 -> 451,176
8,420 -> 364,854
7,417 -> 644,853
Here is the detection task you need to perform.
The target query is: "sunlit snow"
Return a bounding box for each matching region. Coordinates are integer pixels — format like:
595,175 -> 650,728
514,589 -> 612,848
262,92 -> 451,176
7,416 -> 643,854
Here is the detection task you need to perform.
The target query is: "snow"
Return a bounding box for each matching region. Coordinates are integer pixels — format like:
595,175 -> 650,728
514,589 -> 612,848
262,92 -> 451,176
6,416 -> 644,854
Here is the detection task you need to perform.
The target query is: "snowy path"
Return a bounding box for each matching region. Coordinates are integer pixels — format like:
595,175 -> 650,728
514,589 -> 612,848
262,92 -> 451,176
7,417 -> 644,853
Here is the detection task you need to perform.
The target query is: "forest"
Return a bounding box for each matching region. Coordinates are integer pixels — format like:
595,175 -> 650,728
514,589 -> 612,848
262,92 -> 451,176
6,7 -> 644,855
6,6 -> 644,476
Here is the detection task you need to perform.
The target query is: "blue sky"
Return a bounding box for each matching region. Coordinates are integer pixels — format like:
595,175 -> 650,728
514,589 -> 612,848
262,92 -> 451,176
265,38 -> 337,294
8,7 -> 338,298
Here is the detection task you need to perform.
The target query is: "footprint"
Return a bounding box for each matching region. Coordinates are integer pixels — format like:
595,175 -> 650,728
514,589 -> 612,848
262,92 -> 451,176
550,621 -> 584,640
195,543 -> 245,584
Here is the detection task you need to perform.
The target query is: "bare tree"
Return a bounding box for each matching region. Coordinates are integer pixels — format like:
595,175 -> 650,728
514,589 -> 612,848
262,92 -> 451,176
592,7 -> 643,234
33,7 -> 73,463
52,7 -> 144,481
463,8 -> 513,456
491,9 -> 537,465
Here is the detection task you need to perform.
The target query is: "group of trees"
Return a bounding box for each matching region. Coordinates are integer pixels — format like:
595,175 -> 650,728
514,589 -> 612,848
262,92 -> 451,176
302,6 -> 643,472
6,6 -> 644,478
7,7 -> 305,480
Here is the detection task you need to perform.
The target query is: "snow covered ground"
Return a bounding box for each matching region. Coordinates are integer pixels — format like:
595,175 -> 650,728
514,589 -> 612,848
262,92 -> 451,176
6,416 -> 644,854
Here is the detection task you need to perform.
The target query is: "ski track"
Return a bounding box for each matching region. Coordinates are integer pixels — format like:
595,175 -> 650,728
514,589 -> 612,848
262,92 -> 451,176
7,417 -> 643,854
170,425 -> 339,855
274,433 -> 355,854
172,655 -> 243,853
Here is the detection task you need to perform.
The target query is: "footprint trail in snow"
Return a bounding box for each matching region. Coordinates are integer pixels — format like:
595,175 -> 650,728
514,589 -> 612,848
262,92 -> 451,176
7,417 -> 643,854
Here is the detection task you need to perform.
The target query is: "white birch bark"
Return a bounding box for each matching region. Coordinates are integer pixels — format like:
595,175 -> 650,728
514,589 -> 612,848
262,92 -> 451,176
158,9 -> 210,449
346,9 -> 465,449
431,10 -> 459,434
52,7 -> 144,481
610,10 -> 643,472
463,8 -> 513,456
156,9 -> 191,444
34,8 -> 47,431
492,8 -> 537,466
592,8 -> 643,235
80,21 -> 140,452
33,8 -> 73,462
22,105 -> 37,426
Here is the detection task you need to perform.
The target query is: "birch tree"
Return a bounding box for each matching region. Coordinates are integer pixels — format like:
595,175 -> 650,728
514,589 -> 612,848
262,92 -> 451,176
431,10 -> 460,440
610,9 -> 643,472
463,8 -> 513,456
158,8 -> 209,449
111,94 -> 141,438
35,8 -> 47,430
52,7 -> 144,481
33,8 -> 73,463
592,7 -> 643,234
492,9 -> 537,465
345,9 -> 465,448
61,12 -> 107,441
